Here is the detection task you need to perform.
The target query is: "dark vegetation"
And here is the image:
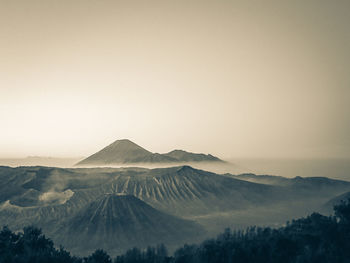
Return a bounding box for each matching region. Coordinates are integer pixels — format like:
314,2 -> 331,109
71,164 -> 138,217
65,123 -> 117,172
1,199 -> 350,263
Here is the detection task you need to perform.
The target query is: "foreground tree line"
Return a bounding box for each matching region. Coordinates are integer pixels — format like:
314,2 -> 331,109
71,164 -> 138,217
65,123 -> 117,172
1,200 -> 350,263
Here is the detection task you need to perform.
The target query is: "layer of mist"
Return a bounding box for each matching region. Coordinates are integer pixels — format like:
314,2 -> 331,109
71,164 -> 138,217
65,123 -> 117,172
0,157 -> 82,168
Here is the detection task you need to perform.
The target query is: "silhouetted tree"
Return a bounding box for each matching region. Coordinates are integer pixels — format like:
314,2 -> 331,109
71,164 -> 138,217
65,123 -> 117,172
0,226 -> 79,263
86,249 -> 112,263
334,198 -> 350,224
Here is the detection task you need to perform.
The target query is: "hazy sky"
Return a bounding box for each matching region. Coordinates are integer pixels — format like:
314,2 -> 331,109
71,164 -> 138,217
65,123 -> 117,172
0,0 -> 349,159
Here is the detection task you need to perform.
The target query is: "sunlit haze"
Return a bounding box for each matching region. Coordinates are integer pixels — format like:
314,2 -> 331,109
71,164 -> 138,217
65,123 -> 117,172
1,0 -> 349,159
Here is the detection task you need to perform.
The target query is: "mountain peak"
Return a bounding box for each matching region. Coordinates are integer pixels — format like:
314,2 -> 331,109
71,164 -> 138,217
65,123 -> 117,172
114,139 -> 132,142
76,139 -> 152,165
107,139 -> 148,150
168,149 -> 188,154
177,165 -> 196,172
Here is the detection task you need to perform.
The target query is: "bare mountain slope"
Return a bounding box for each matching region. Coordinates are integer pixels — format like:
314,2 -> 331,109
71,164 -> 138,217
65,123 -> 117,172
51,194 -> 205,255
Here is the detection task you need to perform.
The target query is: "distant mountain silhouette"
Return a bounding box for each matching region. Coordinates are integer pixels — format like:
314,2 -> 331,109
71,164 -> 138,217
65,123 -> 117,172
76,139 -> 222,166
231,173 -> 350,189
164,149 -> 221,162
52,194 -> 205,255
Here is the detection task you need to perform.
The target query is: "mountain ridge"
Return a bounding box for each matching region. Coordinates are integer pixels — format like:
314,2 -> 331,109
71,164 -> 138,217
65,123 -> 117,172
76,139 -> 223,166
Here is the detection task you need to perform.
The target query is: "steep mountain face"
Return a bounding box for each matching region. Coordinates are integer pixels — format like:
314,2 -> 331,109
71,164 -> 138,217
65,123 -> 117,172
51,194 -> 205,255
76,139 -> 223,166
99,166 -> 282,216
